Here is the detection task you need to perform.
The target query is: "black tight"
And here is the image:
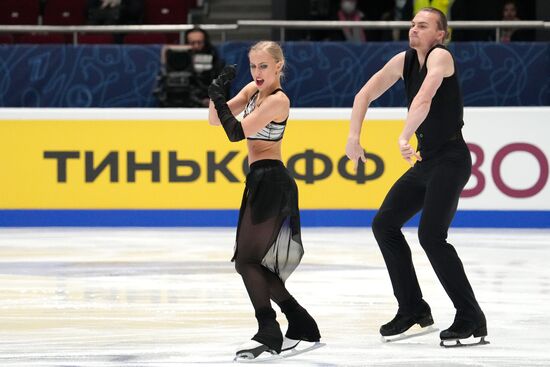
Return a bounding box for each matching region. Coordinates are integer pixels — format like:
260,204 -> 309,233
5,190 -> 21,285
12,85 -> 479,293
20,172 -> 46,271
234,202 -> 292,311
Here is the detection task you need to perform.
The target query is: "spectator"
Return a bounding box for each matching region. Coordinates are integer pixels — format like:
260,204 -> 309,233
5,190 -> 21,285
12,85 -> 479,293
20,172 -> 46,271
86,0 -> 121,25
451,0 -> 502,41
119,0 -> 144,25
333,0 -> 367,42
380,0 -> 413,41
413,0 -> 454,16
500,0 -> 530,42
86,0 -> 144,25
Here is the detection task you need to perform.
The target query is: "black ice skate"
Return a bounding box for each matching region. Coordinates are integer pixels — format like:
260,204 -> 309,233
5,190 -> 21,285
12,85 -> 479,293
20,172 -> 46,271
235,315 -> 324,364
235,339 -> 326,363
234,317 -> 282,361
380,306 -> 437,342
234,340 -> 277,361
282,305 -> 321,351
440,315 -> 489,348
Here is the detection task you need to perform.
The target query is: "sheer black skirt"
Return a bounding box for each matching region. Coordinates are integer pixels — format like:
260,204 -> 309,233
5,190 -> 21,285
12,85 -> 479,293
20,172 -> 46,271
232,159 -> 304,283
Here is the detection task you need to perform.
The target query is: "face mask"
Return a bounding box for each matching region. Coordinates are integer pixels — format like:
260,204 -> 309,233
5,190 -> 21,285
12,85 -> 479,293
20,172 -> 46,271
341,1 -> 356,14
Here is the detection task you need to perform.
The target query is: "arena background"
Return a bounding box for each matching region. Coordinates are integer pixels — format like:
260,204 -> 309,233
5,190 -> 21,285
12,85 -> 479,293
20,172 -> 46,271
2,1 -> 550,366
0,42 -> 547,107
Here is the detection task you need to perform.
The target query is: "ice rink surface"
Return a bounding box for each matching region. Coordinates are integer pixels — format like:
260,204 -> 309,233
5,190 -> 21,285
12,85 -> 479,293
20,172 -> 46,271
0,227 -> 549,366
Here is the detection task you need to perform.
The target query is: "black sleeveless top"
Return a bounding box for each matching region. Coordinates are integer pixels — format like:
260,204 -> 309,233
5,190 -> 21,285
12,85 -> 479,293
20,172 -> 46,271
243,88 -> 288,141
403,44 -> 464,159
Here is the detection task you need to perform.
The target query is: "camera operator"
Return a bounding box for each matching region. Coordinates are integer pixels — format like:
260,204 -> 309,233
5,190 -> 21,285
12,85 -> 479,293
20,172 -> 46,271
184,28 -> 225,107
155,27 -> 225,107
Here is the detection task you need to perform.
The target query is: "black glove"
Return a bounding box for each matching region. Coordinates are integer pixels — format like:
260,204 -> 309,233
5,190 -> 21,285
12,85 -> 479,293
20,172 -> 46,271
217,64 -> 236,87
208,65 -> 237,106
208,78 -> 225,106
208,64 -> 244,142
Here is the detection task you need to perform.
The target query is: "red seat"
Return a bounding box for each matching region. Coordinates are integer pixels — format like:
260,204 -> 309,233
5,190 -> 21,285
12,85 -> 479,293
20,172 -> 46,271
17,34 -> 68,44
77,34 -> 116,44
43,0 -> 86,25
123,33 -> 171,44
164,33 -> 180,44
144,0 -> 190,24
0,35 -> 15,44
0,0 -> 40,25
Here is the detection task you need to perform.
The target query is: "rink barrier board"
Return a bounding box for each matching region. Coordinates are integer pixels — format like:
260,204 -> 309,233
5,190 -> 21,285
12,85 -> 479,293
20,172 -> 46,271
1,107 -> 549,227
0,210 -> 548,228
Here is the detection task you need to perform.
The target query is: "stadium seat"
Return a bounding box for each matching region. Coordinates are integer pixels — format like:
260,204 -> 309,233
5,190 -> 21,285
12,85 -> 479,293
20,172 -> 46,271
0,0 -> 40,25
17,34 -> 68,44
0,35 -> 15,44
43,0 -> 86,25
123,33 -> 170,45
77,34 -> 116,44
144,0 -> 190,24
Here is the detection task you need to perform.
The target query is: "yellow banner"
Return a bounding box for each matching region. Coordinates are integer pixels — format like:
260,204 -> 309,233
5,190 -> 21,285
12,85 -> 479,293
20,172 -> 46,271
0,119 -> 411,209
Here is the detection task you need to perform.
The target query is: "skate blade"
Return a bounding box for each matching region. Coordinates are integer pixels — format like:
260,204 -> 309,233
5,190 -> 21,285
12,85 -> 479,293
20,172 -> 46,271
234,342 -> 325,363
277,341 -> 326,361
281,337 -> 301,352
381,325 -> 439,343
234,349 -> 276,363
234,342 -> 275,362
440,336 -> 490,348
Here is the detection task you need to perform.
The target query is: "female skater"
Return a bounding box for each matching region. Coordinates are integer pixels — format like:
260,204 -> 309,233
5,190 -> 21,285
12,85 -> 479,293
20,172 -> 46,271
208,41 -> 321,359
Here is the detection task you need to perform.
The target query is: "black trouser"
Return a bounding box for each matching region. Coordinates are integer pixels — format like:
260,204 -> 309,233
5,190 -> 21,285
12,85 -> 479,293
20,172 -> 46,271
372,138 -> 483,321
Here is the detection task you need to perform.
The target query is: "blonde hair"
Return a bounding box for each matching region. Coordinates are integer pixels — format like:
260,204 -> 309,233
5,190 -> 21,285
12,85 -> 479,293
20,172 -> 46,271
249,41 -> 285,78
